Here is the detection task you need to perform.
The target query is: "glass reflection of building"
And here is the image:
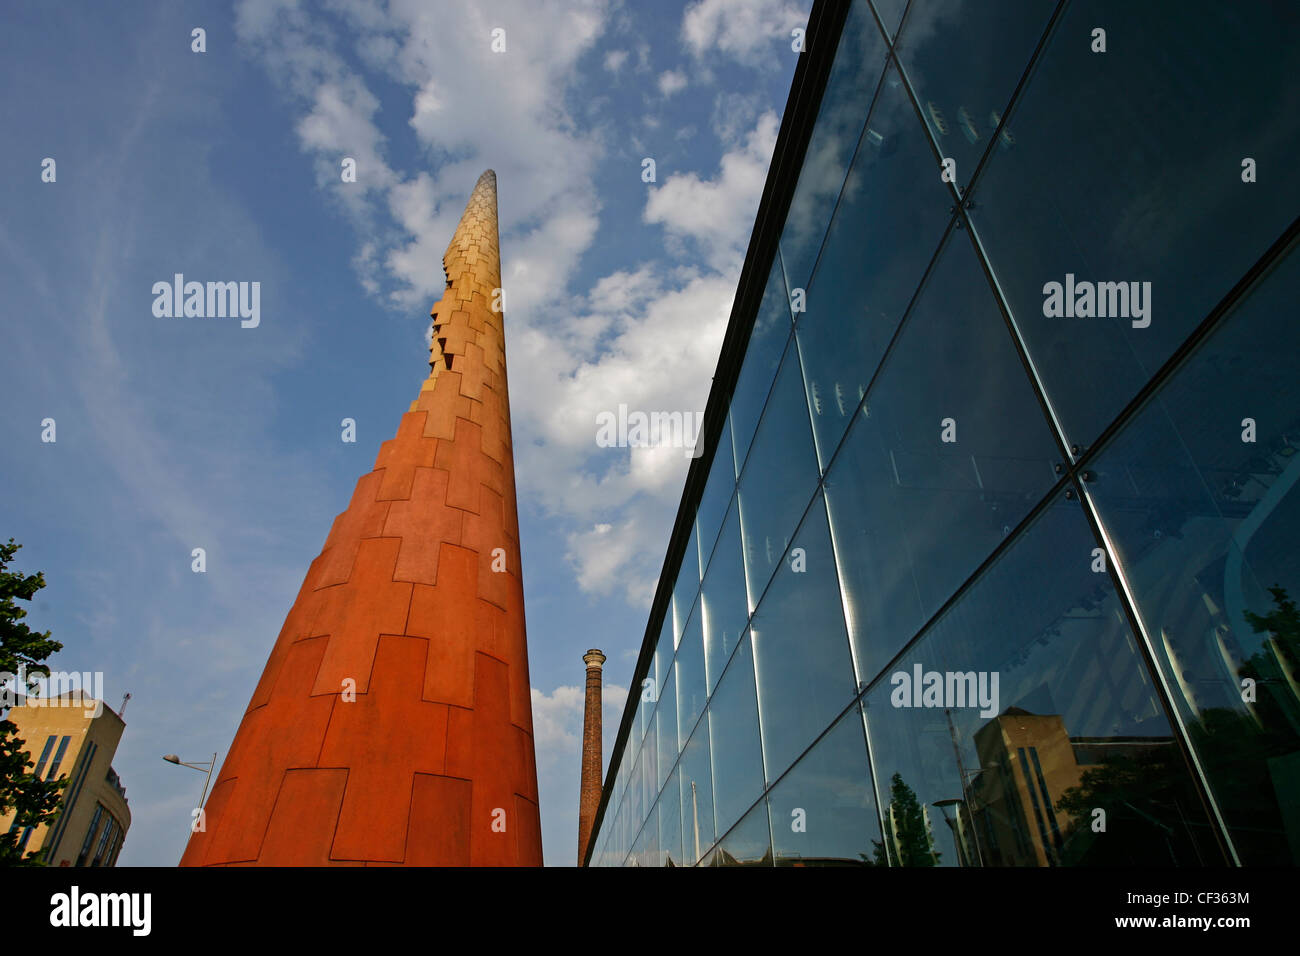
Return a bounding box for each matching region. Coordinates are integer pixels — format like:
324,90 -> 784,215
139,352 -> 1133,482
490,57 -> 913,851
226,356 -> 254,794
585,0 -> 1300,867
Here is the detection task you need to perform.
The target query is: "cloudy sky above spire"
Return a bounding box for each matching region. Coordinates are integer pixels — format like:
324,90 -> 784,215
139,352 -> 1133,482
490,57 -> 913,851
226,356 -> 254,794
0,0 -> 807,865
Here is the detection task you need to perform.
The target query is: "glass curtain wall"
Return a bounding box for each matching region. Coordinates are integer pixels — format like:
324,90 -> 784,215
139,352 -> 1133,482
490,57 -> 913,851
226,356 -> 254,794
589,0 -> 1300,867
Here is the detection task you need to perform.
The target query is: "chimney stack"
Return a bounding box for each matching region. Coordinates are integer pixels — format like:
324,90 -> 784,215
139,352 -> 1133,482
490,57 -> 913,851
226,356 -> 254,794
578,648 -> 606,864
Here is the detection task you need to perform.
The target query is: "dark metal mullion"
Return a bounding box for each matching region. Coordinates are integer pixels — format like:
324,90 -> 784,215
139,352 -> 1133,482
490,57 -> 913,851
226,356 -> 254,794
960,0 -> 1071,200
1070,212 -> 1300,478
1074,477 -> 1239,865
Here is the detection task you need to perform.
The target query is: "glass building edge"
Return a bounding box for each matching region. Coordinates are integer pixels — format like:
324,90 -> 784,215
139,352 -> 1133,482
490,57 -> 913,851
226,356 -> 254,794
592,0 -> 1298,867
581,0 -> 855,865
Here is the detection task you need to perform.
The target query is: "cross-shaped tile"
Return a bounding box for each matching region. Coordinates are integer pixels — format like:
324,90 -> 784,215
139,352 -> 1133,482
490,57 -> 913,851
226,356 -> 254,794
445,652 -> 534,865
374,411 -> 438,501
383,467 -> 462,586
316,471 -> 391,588
434,418 -> 503,511
406,542 -> 478,708
321,635 -> 449,862
309,537 -> 412,696
199,637 -> 336,864
460,484 -> 516,612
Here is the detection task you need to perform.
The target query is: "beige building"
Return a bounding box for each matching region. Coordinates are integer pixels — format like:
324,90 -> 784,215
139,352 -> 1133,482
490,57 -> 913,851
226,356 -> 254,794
1,693 -> 130,866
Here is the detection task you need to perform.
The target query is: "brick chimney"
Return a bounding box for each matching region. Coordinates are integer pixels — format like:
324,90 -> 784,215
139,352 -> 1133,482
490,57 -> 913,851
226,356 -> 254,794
578,648 -> 606,864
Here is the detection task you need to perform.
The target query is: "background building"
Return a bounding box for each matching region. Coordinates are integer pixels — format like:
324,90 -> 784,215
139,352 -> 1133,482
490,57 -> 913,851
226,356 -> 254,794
2,694 -> 130,866
585,0 -> 1300,866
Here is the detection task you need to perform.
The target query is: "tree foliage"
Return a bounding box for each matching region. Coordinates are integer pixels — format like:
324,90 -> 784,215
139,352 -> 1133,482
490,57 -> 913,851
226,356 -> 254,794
0,538 -> 66,865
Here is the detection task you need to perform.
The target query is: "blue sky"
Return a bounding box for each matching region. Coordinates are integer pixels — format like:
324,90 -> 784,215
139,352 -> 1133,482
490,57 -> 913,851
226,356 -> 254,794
0,0 -> 806,865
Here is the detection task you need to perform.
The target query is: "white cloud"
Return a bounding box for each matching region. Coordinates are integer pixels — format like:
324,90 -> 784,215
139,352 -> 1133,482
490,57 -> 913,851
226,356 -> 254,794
231,0 -> 775,613
682,0 -> 809,67
531,684 -> 585,767
644,110 -> 780,273
657,69 -> 688,97
603,48 -> 629,73
236,0 -> 609,313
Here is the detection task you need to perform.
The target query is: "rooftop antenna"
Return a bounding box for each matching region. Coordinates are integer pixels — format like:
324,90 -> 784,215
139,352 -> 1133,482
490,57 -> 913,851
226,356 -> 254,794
119,692 -> 131,717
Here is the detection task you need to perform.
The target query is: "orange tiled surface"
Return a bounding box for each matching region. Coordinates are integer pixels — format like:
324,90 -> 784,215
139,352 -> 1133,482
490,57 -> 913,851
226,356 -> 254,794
180,171 -> 542,866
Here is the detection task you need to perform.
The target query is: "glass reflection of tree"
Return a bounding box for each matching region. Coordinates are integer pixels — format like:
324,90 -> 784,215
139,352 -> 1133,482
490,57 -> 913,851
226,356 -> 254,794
1180,584 -> 1300,864
866,773 -> 940,867
1240,585 -> 1300,736
1053,745 -> 1194,865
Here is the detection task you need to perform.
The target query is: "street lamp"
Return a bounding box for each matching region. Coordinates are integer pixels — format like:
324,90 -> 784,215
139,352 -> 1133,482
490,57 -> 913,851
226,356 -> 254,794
163,752 -> 218,809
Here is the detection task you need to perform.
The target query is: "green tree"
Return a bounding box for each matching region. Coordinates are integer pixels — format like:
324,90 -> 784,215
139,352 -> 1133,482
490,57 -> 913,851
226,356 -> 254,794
0,538 -> 66,865
870,772 -> 940,866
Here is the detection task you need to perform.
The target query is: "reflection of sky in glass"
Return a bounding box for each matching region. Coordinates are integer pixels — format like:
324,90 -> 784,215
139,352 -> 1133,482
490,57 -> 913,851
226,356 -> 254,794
702,500 -> 749,695
729,256 -> 792,472
707,634 -> 766,840
824,231 -> 1059,685
1089,247 -> 1300,863
695,415 -> 737,567
796,60 -> 953,468
711,798 -> 772,866
595,0 -> 1300,868
738,344 -> 820,604
893,0 -> 1058,192
751,492 -> 858,783
971,1 -> 1300,447
780,1 -> 888,291
870,0 -> 908,40
676,600 -> 708,752
768,705 -> 881,865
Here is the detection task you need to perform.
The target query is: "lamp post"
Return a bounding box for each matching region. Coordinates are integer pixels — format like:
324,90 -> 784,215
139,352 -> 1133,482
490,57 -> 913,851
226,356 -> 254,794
163,752 -> 217,809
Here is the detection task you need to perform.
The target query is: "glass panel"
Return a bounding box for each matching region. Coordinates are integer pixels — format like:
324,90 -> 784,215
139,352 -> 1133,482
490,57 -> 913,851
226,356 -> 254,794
768,703 -> 883,866
1088,244 -> 1300,864
696,416 -> 737,567
870,0 -> 907,41
709,796 -> 773,867
675,599 -> 708,748
660,766 -> 685,867
672,528 -> 700,641
894,0 -> 1058,194
781,0 -> 889,291
615,798 -> 632,866
614,740 -> 629,813
863,490 -> 1222,866
823,230 -> 1060,688
652,613 -> 673,702
796,61 -> 954,469
679,713 -> 717,864
702,499 -> 749,695
657,668 -> 678,792
631,800 -> 658,868
730,258 -> 792,472
751,491 -> 858,782
969,1 -> 1300,448
625,738 -> 644,852
738,344 -> 820,605
641,711 -> 659,828
708,633 -> 767,838
626,696 -> 648,782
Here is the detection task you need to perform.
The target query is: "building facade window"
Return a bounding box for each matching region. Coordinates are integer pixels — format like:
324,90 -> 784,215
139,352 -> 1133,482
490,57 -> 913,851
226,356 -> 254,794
32,735 -> 56,778
77,804 -> 106,867
45,736 -> 71,780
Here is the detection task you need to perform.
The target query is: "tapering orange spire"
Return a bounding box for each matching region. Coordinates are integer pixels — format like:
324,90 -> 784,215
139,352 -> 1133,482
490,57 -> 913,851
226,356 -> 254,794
180,171 -> 542,866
